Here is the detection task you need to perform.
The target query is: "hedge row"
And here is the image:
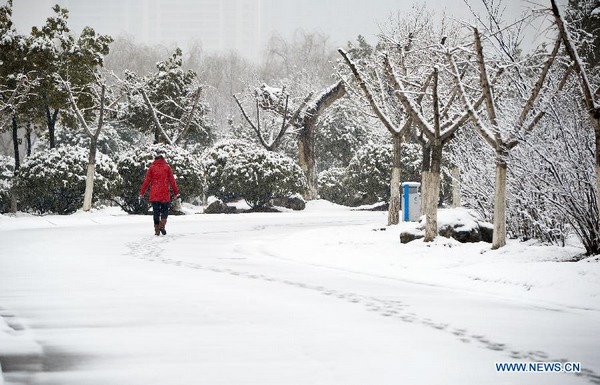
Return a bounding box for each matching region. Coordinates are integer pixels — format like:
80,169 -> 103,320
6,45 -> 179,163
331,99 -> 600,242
0,140 -> 307,214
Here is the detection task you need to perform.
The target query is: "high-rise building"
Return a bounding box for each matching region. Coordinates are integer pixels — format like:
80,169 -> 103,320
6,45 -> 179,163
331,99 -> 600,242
60,0 -> 265,62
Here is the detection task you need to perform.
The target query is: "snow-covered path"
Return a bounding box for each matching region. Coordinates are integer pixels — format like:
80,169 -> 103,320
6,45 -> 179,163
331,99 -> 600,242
1,205 -> 599,385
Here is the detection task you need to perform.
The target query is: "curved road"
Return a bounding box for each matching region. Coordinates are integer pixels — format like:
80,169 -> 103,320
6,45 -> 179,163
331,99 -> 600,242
0,212 -> 598,385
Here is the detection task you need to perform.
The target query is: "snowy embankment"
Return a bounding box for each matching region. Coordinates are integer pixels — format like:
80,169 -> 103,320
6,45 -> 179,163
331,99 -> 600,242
259,200 -> 600,312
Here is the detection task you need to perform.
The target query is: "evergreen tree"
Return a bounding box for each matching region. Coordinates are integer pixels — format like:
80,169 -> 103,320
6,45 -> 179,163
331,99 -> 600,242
0,0 -> 29,170
122,48 -> 213,148
567,0 -> 600,69
26,4 -> 112,148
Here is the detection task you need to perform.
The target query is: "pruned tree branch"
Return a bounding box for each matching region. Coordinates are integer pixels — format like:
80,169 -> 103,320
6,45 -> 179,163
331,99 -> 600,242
175,86 -> 202,145
382,54 -> 434,138
338,48 -> 404,135
517,36 -> 561,128
473,26 -> 499,131
139,87 -> 174,145
446,48 -> 498,148
550,0 -> 597,114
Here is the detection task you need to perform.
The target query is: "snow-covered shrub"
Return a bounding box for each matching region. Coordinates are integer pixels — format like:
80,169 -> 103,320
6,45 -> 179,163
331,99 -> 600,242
201,140 -> 306,209
224,151 -> 306,208
318,167 -> 348,205
115,144 -> 203,214
318,141 -> 423,207
13,146 -> 119,214
200,140 -> 255,201
0,155 -> 15,213
343,142 -> 392,206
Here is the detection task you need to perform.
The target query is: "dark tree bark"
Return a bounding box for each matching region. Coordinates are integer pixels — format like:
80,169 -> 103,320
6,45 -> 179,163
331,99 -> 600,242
297,80 -> 346,200
44,104 -> 59,149
25,123 -> 32,157
11,115 -> 19,170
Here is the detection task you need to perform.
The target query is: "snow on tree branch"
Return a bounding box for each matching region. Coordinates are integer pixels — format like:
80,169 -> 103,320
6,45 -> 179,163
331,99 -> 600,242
338,48 -> 405,136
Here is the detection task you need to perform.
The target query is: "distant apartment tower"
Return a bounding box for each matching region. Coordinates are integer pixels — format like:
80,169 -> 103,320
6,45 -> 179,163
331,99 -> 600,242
62,0 -> 265,62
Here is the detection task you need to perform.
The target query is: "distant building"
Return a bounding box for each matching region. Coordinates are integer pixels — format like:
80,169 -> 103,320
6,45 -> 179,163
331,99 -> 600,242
61,0 -> 266,62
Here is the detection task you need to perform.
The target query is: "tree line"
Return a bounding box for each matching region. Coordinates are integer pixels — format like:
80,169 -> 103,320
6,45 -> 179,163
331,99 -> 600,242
1,0 -> 599,255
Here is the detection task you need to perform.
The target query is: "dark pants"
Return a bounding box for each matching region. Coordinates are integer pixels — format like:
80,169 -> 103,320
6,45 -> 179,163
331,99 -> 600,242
152,201 -> 170,224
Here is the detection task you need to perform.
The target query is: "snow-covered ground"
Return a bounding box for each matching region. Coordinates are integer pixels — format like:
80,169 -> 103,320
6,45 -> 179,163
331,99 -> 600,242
0,201 -> 599,385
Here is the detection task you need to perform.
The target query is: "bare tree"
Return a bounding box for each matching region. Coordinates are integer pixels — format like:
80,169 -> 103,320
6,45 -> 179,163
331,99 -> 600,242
550,0 -> 600,211
338,49 -> 411,226
449,27 -> 566,248
62,73 -> 120,211
339,13 -> 471,230
381,52 -> 476,241
232,87 -> 312,151
250,81 -> 346,199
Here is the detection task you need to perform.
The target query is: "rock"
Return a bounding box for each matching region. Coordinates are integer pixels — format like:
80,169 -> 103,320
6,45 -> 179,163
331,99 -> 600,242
455,226 -> 482,243
479,222 -> 494,243
272,195 -> 306,211
438,224 -> 454,238
438,223 -> 481,243
402,208 -> 493,244
400,230 -> 424,244
204,198 -> 235,214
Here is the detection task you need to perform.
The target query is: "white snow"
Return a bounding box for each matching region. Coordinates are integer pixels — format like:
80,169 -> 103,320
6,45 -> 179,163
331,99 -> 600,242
0,202 -> 598,385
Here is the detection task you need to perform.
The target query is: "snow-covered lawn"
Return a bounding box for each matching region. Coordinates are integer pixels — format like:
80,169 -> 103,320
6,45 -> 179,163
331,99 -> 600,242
0,201 -> 598,385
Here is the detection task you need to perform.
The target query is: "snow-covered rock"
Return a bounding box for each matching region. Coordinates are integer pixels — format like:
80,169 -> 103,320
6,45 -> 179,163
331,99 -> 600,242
400,207 -> 493,243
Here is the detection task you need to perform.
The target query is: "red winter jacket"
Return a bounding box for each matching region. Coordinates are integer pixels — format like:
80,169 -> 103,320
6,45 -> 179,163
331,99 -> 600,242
139,158 -> 179,202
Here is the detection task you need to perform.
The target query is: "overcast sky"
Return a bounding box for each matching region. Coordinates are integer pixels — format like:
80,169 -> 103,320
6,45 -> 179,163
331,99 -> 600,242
11,0 -> 561,62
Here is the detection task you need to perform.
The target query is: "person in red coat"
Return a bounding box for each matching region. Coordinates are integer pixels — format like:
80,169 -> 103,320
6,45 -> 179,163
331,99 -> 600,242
139,153 -> 179,236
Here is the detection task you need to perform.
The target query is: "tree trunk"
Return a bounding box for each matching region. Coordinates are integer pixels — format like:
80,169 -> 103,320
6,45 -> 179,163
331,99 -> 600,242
10,115 -> 20,213
596,126 -> 600,211
388,134 -> 402,225
11,115 -> 20,170
452,166 -> 461,208
45,105 -> 59,149
154,125 -> 160,144
82,139 -> 98,211
26,123 -> 32,157
422,171 -> 441,242
298,122 -> 317,200
492,161 -> 508,249
423,144 -> 442,242
296,81 -> 345,201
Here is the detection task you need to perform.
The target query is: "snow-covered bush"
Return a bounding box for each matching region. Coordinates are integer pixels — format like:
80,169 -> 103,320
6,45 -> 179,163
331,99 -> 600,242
0,155 -> 14,213
201,140 -> 306,209
115,144 -> 203,214
201,139 -> 254,201
13,147 -> 119,214
318,167 -> 348,205
343,143 -> 392,206
318,141 -> 423,207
